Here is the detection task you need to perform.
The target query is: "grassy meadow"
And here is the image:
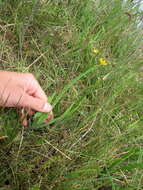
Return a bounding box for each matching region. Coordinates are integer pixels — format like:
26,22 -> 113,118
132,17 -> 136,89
0,0 -> 143,189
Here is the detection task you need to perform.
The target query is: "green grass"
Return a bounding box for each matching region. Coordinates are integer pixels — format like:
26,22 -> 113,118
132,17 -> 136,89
0,0 -> 143,189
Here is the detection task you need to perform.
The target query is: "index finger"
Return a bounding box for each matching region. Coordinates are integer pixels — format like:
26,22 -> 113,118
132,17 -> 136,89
28,76 -> 48,102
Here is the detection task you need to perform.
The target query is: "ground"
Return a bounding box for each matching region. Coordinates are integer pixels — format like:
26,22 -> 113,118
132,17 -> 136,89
0,0 -> 143,190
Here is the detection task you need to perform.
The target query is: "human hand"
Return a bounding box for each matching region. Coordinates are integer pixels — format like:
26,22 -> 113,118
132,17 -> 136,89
0,70 -> 53,125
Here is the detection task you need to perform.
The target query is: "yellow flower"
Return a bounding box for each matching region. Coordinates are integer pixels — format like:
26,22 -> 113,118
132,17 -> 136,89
99,58 -> 108,65
92,48 -> 99,54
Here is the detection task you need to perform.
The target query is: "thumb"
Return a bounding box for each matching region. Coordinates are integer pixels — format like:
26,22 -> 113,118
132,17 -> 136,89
21,94 -> 52,113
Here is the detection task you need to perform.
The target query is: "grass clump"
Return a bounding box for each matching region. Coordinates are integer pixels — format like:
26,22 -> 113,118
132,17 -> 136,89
0,0 -> 143,189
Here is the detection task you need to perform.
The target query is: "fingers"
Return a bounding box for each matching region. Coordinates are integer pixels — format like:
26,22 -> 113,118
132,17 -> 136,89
27,74 -> 48,102
34,85 -> 48,102
18,108 -> 53,126
44,111 -> 54,123
20,94 -> 52,113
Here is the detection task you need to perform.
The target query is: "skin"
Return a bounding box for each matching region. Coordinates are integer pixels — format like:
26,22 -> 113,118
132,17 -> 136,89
0,70 -> 53,126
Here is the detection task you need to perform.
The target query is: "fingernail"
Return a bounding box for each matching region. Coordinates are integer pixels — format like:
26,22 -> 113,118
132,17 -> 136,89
43,103 -> 52,112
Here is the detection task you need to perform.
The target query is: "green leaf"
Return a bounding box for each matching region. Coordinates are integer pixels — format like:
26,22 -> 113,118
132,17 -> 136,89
32,112 -> 48,126
108,148 -> 138,170
31,93 -> 56,126
120,162 -> 143,171
52,66 -> 97,107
